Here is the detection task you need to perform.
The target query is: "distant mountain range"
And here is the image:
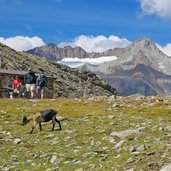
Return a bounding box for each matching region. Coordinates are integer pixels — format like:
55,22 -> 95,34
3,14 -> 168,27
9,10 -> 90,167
26,43 -> 122,61
80,38 -> 171,96
26,38 -> 171,96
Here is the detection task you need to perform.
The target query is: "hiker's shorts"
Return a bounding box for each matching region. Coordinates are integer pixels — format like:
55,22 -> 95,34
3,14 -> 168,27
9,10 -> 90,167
25,84 -> 36,92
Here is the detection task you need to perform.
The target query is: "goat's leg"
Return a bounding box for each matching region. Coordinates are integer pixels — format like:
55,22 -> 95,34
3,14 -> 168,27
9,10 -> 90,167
30,121 -> 37,134
39,123 -> 42,132
30,126 -> 35,134
51,116 -> 56,131
55,117 -> 62,130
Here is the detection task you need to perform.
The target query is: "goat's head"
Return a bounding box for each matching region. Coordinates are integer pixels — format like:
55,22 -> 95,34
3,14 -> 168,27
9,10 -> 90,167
22,115 -> 28,125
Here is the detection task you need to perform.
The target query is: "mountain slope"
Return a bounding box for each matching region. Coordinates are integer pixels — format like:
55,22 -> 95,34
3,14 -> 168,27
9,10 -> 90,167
80,38 -> 171,96
0,43 -> 117,98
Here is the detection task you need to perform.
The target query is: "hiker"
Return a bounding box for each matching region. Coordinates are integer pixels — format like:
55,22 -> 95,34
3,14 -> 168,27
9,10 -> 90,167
12,75 -> 23,97
36,73 -> 48,99
24,67 -> 36,99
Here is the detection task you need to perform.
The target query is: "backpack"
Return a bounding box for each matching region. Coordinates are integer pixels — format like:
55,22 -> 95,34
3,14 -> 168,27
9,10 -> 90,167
39,75 -> 48,87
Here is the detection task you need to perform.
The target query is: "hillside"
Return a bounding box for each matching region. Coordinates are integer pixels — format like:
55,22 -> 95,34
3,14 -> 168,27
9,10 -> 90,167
0,43 -> 117,98
1,96 -> 171,170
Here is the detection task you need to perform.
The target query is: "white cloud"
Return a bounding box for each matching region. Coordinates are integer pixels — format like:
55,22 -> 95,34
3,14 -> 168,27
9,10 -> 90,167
0,36 -> 45,51
58,35 -> 131,53
139,0 -> 171,19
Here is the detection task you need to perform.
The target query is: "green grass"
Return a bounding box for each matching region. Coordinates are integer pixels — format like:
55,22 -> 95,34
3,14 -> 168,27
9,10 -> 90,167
0,97 -> 171,170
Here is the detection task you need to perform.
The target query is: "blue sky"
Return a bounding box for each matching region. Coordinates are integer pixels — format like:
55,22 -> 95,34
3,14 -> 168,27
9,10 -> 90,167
0,0 -> 171,55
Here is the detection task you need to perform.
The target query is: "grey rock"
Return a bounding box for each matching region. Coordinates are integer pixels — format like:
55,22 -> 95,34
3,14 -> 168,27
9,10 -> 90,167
137,144 -> 146,151
50,155 -> 58,164
107,115 -> 115,119
13,138 -> 22,144
74,168 -> 84,171
166,126 -> 171,131
109,138 -> 115,144
148,162 -> 159,168
129,146 -> 136,152
125,169 -> 134,171
31,163 -> 37,167
160,164 -> 171,171
115,140 -> 125,149
111,129 -> 142,139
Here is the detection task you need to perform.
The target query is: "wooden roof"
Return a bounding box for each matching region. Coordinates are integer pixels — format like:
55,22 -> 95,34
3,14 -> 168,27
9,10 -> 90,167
0,69 -> 27,75
0,69 -> 55,79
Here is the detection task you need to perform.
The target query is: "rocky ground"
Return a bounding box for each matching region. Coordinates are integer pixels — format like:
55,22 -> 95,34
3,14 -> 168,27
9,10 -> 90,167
1,96 -> 171,171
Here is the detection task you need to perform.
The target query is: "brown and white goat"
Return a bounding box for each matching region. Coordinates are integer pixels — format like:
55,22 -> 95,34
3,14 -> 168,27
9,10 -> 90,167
22,109 -> 62,134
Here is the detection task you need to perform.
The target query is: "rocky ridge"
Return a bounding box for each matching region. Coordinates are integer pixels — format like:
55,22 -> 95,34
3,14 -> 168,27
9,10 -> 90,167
26,43 -> 118,61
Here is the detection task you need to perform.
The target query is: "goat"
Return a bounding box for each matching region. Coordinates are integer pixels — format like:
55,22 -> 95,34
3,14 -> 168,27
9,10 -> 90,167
22,109 -> 62,134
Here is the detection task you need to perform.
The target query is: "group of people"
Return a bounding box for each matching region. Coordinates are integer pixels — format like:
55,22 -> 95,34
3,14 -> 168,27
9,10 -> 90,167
12,68 -> 48,99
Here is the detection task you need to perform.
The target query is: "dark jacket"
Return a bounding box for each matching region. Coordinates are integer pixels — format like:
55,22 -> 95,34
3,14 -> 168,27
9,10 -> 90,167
24,71 -> 36,84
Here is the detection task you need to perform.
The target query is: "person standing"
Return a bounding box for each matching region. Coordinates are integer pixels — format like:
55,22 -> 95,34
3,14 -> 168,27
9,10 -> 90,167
24,67 -> 36,98
36,73 -> 48,99
12,75 -> 23,97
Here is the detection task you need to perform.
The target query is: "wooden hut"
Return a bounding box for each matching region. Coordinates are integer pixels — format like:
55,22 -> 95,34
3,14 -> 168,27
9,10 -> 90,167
0,69 -> 55,98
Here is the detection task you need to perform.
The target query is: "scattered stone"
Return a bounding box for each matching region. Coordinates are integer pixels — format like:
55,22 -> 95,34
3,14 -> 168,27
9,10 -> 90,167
94,147 -> 109,153
129,145 -> 136,152
146,151 -> 156,156
115,140 -> 125,149
166,126 -> 171,131
26,160 -> 33,163
111,129 -> 142,139
107,115 -> 115,119
31,163 -> 37,167
74,168 -> 84,171
50,155 -> 58,164
13,138 -> 22,144
131,151 -> 141,156
160,164 -> 171,171
109,138 -> 115,144
137,144 -> 146,151
159,127 -> 164,131
148,162 -> 159,168
99,154 -> 108,161
127,158 -> 136,164
124,168 -> 134,171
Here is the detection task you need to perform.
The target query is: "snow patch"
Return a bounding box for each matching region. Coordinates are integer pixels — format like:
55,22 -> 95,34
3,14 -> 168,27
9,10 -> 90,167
57,56 -> 117,68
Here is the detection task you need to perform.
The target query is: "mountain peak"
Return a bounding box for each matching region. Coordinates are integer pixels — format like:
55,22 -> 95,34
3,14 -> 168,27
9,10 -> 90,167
126,37 -> 164,58
133,37 -> 156,48
136,37 -> 152,43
